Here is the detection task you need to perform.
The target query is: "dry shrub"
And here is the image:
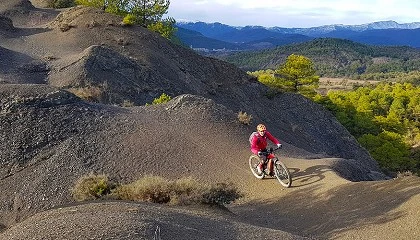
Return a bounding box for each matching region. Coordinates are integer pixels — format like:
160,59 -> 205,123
200,182 -> 243,205
71,173 -> 113,201
71,174 -> 243,206
59,23 -> 75,32
43,54 -> 58,61
47,0 -> 75,8
116,38 -> 129,46
170,177 -> 203,205
86,20 -> 99,29
114,175 -> 172,204
238,111 -> 252,125
121,99 -> 135,107
111,176 -> 242,206
396,171 -> 414,178
67,86 -> 103,102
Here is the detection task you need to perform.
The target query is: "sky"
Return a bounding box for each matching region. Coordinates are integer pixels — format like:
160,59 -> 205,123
167,0 -> 420,28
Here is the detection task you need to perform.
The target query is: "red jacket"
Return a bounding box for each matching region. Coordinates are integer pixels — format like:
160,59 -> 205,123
250,131 -> 280,155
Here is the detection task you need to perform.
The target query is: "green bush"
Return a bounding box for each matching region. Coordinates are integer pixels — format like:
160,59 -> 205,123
358,131 -> 415,173
146,93 -> 172,105
71,173 -> 114,201
152,93 -> 171,105
122,14 -> 136,26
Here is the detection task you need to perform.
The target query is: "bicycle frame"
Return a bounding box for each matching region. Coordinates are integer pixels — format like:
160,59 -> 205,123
260,148 -> 278,172
249,146 -> 292,187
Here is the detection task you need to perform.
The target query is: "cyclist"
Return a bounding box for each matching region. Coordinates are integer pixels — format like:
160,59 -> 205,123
250,124 -> 282,175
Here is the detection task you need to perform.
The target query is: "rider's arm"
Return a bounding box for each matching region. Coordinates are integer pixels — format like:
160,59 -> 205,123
250,134 -> 260,155
266,131 -> 280,145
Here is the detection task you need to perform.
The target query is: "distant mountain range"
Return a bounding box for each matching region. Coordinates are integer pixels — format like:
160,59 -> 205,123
175,20 -> 420,51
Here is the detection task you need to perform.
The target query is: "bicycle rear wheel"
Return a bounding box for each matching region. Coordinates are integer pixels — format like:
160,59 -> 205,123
273,159 -> 292,187
249,155 -> 264,179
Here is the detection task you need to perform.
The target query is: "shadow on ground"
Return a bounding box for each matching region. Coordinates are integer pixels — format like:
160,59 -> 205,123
288,165 -> 332,187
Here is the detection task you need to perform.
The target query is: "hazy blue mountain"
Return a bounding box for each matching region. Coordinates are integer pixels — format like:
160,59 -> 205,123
176,21 -> 240,39
338,28 -> 420,47
269,20 -> 420,36
214,26 -> 312,44
175,20 -> 420,49
176,27 -> 308,51
175,23 -> 312,51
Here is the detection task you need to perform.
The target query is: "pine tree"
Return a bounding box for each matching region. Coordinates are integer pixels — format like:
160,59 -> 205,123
275,54 -> 319,96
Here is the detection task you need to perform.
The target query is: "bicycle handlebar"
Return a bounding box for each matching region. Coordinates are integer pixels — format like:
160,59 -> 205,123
258,146 -> 281,156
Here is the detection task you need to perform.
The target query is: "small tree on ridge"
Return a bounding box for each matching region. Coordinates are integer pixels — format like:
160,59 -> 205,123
76,0 -> 176,39
275,54 -> 319,96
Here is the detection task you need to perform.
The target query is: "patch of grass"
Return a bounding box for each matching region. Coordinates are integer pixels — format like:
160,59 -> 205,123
71,173 -> 115,201
237,111 -> 252,125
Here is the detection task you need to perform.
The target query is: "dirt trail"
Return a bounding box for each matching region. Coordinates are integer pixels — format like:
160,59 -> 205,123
231,158 -> 420,240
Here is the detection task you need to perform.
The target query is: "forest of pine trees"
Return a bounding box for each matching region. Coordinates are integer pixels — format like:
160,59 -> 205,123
250,54 -> 420,175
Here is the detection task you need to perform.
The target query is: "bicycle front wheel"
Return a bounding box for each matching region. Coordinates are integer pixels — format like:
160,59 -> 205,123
249,155 -> 264,179
273,159 -> 292,187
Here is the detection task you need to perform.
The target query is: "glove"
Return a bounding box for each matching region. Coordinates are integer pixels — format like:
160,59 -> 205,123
257,151 -> 263,156
277,143 -> 282,149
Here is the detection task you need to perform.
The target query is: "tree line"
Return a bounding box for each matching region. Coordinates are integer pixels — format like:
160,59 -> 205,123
315,83 -> 420,174
221,38 -> 420,83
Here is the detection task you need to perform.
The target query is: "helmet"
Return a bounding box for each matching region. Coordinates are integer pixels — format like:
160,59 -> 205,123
257,124 -> 266,132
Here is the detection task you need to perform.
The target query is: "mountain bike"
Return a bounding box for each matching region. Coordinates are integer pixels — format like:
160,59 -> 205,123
249,147 -> 292,188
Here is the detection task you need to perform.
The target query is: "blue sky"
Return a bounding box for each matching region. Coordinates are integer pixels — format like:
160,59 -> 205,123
167,0 -> 420,28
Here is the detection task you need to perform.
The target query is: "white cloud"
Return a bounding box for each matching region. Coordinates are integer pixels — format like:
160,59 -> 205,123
167,0 -> 420,27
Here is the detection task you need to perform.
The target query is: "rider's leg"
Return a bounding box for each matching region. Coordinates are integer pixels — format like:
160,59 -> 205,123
258,156 -> 266,173
267,158 -> 274,175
